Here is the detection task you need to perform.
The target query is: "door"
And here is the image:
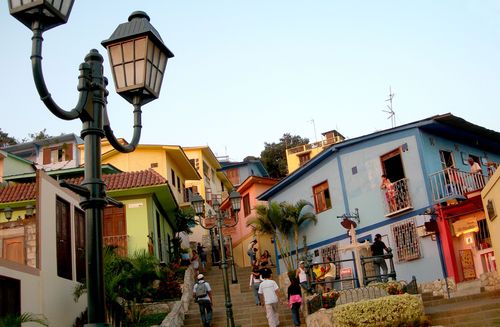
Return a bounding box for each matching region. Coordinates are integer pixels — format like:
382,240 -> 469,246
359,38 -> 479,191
3,237 -> 24,264
56,197 -> 72,280
103,206 -> 127,256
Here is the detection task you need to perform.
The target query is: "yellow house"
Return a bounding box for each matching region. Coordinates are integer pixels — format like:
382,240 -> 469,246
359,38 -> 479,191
182,146 -> 233,244
80,140 -> 201,209
286,130 -> 345,174
481,168 -> 500,276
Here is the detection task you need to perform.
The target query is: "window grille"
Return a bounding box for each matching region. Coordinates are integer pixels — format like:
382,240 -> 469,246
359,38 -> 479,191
391,218 -> 421,262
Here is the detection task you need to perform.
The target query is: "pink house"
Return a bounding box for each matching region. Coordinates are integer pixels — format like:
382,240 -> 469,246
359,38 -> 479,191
220,176 -> 279,267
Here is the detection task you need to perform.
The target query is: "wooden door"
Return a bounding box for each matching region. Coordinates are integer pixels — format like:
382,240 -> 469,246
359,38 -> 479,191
74,208 -> 86,283
103,206 -> 127,256
56,197 -> 72,280
3,237 -> 24,264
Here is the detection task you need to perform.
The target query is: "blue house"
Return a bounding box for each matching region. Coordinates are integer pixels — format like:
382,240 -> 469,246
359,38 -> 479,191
219,157 -> 269,187
258,113 -> 500,284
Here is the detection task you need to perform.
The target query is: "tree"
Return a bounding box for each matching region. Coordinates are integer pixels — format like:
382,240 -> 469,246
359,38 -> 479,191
28,128 -> 52,141
282,200 -> 317,266
249,201 -> 294,272
0,128 -> 18,147
260,133 -> 309,178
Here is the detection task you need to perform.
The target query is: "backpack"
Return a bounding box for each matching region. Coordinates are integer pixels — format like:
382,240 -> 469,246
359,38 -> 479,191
195,282 -> 208,299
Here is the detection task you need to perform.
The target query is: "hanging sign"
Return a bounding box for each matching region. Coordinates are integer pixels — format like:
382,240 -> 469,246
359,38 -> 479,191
452,218 -> 478,236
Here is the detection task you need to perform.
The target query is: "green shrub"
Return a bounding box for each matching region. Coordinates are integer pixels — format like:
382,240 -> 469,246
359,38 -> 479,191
333,294 -> 424,327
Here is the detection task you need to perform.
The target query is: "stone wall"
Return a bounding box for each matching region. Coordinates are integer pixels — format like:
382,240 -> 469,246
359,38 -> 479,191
157,265 -> 194,327
480,272 -> 500,291
419,278 -> 456,297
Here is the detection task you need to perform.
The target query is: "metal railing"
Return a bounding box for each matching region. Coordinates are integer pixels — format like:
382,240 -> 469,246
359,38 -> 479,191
286,138 -> 338,155
382,178 -> 413,216
361,253 -> 396,285
429,167 -> 488,203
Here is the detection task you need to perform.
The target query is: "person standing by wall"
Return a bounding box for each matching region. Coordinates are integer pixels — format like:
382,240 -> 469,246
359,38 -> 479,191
258,268 -> 281,327
371,234 -> 390,282
247,239 -> 258,265
323,256 -> 336,291
191,249 -> 200,278
296,261 -> 311,293
193,274 -> 213,327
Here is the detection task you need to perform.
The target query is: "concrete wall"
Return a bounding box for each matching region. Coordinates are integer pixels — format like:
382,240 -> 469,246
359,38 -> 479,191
482,168 -> 500,276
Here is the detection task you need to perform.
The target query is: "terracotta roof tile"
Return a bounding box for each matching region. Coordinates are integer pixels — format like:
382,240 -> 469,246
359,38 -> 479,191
65,168 -> 167,190
0,182 -> 36,203
0,169 -> 167,203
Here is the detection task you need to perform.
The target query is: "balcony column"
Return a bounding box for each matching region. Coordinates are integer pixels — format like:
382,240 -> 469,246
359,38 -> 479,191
436,205 -> 460,282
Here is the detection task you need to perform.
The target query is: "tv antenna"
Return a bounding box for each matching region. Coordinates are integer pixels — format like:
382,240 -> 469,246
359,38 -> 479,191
382,87 -> 396,128
308,118 -> 318,142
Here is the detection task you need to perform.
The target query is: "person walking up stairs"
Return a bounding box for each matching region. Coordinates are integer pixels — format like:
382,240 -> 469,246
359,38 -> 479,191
183,265 -> 304,327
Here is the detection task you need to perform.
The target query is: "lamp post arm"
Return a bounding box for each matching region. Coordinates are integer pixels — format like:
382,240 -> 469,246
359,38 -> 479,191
103,95 -> 142,153
222,215 -> 239,228
197,216 -> 214,230
30,20 -> 88,121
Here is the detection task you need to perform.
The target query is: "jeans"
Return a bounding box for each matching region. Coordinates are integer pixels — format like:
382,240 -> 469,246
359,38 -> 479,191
197,300 -> 212,327
373,258 -> 388,282
291,302 -> 301,326
252,282 -> 261,305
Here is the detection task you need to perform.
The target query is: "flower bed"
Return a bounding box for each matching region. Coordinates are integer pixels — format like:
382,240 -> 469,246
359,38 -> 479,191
333,293 -> 426,327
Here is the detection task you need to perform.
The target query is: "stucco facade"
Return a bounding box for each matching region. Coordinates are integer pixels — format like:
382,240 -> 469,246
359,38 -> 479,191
482,168 -> 500,276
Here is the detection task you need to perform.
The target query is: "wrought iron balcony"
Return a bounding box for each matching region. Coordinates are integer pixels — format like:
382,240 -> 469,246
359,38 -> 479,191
382,178 -> 413,217
429,167 -> 488,203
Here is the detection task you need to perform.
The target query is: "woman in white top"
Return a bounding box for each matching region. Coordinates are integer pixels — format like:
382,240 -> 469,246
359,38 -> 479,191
249,265 -> 263,305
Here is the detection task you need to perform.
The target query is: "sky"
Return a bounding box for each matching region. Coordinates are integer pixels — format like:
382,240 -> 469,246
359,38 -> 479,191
1,1 -> 500,162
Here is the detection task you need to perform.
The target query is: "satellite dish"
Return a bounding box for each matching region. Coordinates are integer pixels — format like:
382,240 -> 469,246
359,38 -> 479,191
341,218 -> 357,229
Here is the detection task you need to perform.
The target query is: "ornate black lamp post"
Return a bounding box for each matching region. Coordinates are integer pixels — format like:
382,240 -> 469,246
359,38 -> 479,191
191,190 -> 241,327
8,2 -> 173,326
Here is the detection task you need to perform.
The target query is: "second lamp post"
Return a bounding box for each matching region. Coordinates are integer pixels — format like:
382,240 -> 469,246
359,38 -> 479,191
191,190 -> 241,327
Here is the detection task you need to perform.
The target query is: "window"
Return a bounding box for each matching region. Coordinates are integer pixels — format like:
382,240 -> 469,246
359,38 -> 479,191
381,148 -> 405,183
74,208 -> 85,283
225,168 -> 240,186
298,152 -> 311,167
42,143 -> 73,164
0,275 -> 20,318
177,176 -> 181,193
243,194 -> 251,217
439,150 -> 455,169
392,219 -> 421,262
150,162 -> 158,168
475,219 -> 491,249
56,197 -> 72,280
189,158 -> 200,171
171,169 -> 176,187
313,181 -> 332,213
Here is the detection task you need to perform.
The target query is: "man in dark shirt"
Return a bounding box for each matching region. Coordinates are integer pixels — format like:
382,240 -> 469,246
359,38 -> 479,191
371,234 -> 389,282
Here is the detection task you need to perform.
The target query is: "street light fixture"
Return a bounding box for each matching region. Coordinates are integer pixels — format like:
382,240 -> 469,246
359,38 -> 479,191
191,190 -> 241,327
8,2 -> 173,326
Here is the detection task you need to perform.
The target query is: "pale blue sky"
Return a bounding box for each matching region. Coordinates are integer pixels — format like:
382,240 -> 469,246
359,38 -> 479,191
1,1 -> 500,161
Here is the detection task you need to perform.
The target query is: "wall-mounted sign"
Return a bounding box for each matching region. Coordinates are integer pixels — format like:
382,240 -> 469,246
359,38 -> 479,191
452,218 -> 479,237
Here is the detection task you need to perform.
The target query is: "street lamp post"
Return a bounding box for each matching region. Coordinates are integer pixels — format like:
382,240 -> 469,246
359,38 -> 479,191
8,2 -> 173,326
191,190 -> 241,327
227,234 -> 238,284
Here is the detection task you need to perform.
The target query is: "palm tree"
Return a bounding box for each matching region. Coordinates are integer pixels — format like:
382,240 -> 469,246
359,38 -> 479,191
249,201 -> 294,272
282,200 -> 317,267
0,312 -> 48,327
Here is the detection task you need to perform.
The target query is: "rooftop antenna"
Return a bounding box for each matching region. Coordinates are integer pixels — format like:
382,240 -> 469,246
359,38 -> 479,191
308,118 -> 318,142
382,87 -> 396,128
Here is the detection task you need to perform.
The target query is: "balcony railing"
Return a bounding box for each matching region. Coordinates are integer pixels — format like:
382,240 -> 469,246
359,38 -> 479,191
382,178 -> 413,217
103,234 -> 128,257
286,138 -> 337,155
429,167 -> 488,203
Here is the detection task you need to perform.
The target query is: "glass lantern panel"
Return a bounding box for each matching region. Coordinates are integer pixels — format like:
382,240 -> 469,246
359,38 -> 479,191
122,41 -> 134,63
154,70 -> 163,94
9,0 -> 24,8
113,66 -> 125,89
134,37 -> 147,60
109,45 -> 123,66
51,0 -> 63,11
58,0 -> 73,16
145,60 -> 152,88
135,59 -> 145,85
124,62 -> 135,87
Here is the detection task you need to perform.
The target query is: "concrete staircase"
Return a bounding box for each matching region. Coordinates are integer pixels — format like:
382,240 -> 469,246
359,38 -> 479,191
423,289 -> 500,327
183,265 -> 303,327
